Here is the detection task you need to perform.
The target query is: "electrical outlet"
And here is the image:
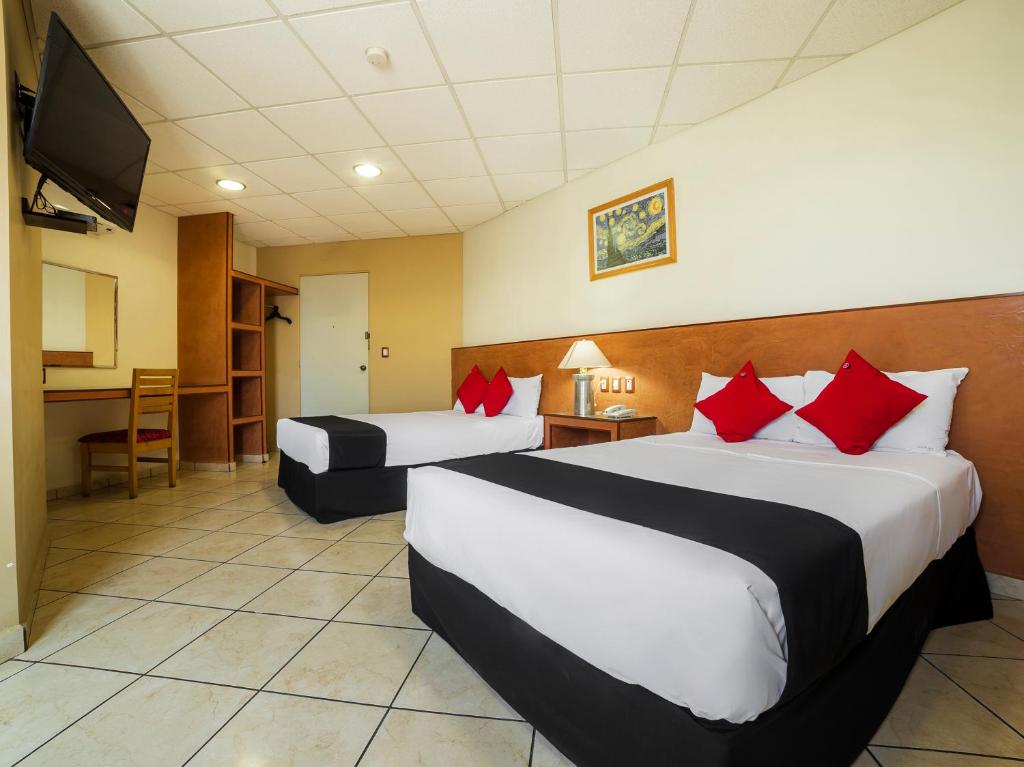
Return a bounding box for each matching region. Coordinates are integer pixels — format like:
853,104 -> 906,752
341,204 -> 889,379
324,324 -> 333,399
625,377 -> 635,393
599,377 -> 608,392
611,377 -> 621,393
381,347 -> 390,358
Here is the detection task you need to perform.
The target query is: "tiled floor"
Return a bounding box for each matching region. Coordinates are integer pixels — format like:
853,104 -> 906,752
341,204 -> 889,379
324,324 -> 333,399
3,455 -> 1023,766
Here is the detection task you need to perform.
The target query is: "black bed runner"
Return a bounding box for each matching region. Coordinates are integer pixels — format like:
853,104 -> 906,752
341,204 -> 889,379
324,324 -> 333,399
290,416 -> 386,470
441,452 -> 868,703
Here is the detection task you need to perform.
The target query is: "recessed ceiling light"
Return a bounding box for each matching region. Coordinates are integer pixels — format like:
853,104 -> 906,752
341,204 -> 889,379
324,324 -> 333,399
353,163 -> 382,179
217,178 -> 246,191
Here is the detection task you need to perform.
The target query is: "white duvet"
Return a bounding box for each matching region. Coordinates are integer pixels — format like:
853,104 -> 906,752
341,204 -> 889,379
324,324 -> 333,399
276,410 -> 544,474
405,432 -> 981,723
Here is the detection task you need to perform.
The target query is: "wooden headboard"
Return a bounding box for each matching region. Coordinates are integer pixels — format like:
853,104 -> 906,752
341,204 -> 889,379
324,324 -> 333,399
452,294 -> 1024,579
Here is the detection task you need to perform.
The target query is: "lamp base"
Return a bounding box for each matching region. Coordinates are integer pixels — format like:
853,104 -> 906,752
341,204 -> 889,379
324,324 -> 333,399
572,373 -> 595,416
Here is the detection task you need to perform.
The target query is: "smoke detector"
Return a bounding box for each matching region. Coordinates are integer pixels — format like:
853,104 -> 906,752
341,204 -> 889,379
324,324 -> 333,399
365,47 -> 390,68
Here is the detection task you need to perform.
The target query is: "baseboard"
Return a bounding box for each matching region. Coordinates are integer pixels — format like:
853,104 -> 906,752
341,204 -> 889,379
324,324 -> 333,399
178,461 -> 236,472
987,571 -> 1024,600
47,462 -> 171,500
237,453 -> 269,464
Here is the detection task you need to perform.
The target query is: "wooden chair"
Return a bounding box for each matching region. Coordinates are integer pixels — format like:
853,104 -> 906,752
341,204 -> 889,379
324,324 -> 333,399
79,369 -> 178,499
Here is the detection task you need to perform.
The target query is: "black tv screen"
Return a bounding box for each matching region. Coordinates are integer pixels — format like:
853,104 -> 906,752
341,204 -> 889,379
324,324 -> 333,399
24,13 -> 150,232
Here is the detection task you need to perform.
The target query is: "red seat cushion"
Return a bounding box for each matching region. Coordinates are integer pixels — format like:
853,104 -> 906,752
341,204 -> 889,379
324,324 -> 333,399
456,365 -> 489,413
482,367 -> 514,417
694,360 -> 793,442
795,349 -> 927,455
79,428 -> 172,444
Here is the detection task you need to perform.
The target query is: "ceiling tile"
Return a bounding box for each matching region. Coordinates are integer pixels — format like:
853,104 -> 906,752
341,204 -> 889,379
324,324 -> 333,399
422,177 -> 498,207
803,0 -> 960,56
355,87 -> 469,145
385,207 -> 454,233
89,39 -> 247,119
653,124 -> 691,142
492,171 -> 563,203
562,68 -> 670,131
327,211 -> 398,234
178,200 -> 264,222
273,0 -> 366,12
129,0 -> 275,32
176,164 -> 281,198
477,133 -> 562,174
661,61 -> 788,124
235,221 -> 309,246
177,111 -> 305,162
153,204 -> 190,217
243,156 -> 343,193
117,90 -> 163,124
558,0 -> 691,72
261,99 -> 383,154
145,122 -> 231,170
394,140 -> 486,181
292,188 -> 376,216
357,229 -> 406,239
416,0 -> 555,81
356,181 -> 435,211
778,56 -> 844,86
316,147 -> 412,186
679,0 -> 832,63
146,160 -> 166,174
142,173 -> 220,204
291,3 -> 444,95
442,203 -> 503,229
455,77 -> 559,137
567,169 -> 593,180
176,21 -> 340,107
564,128 -> 649,169
32,0 -> 157,45
278,216 -> 350,240
237,194 -> 317,219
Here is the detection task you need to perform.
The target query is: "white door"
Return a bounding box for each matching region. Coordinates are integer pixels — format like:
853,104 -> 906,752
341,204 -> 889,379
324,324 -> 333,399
300,273 -> 369,416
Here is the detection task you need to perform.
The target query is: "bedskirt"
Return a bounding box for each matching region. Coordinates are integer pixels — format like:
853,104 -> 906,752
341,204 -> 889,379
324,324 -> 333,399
408,526 -> 992,767
278,451 -> 407,522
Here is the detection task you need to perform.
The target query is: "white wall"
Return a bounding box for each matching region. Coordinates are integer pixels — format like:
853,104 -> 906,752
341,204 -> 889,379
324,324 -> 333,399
462,0 -> 1024,346
41,263 -> 85,351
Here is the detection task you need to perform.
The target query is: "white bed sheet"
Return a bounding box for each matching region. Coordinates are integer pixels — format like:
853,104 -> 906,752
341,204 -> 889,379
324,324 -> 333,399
276,411 -> 544,474
405,432 -> 981,724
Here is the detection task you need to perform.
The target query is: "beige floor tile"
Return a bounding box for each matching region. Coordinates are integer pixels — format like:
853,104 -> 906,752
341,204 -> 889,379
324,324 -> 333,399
165,531 -> 269,562
927,654 -> 1024,733
100,526 -> 210,555
101,487 -> 201,505
870,660 -> 1024,757
19,676 -> 252,767
360,709 -> 532,767
871,747 -> 1023,765
992,600 -> 1024,639
34,590 -> 69,608
44,547 -> 89,567
170,490 -> 248,508
532,733 -> 575,767
282,517 -> 366,541
223,480 -> 273,494
923,619 -> 1024,659
267,622 -> 428,705
394,634 -> 520,719
160,563 -> 290,609
851,752 -> 877,767
171,508 -> 259,531
302,541 -> 404,576
245,570 -> 370,619
336,576 -> 426,629
155,611 -> 324,688
373,510 -> 406,522
174,477 -> 241,493
50,523 -> 156,551
378,548 -> 409,578
344,521 -> 407,545
204,493 -> 279,512
0,659 -> 32,682
47,601 -> 229,673
20,594 -> 144,661
47,519 -> 101,540
223,511 -> 303,535
231,535 -> 332,568
0,664 -> 135,765
269,498 -> 305,515
41,551 -> 151,592
47,500 -> 141,523
115,505 -> 202,526
83,557 -> 217,600
189,691 -> 384,767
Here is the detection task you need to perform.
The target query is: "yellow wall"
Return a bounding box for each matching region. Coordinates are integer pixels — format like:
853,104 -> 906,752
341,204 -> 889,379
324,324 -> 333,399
84,271 -> 116,367
258,234 -> 462,445
233,239 -> 257,273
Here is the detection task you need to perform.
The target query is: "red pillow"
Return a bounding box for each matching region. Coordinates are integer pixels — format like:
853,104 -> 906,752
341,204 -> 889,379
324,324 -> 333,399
456,365 -> 489,413
796,349 -> 927,455
482,367 -> 514,417
694,361 -> 793,442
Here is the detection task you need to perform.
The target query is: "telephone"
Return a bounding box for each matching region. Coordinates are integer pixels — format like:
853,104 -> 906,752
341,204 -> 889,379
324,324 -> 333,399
602,404 -> 637,418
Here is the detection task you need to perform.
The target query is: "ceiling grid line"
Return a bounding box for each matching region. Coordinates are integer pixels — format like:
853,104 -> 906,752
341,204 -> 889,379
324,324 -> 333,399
649,0 -> 699,146
773,0 -> 843,89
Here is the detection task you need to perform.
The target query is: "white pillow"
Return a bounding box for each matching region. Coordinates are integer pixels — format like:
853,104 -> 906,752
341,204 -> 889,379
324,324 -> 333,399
795,367 -> 968,453
453,399 -> 482,414
689,372 -> 804,442
502,374 -> 543,418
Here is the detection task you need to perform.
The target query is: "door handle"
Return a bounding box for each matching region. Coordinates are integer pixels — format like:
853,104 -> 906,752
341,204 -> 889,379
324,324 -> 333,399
359,365 -> 367,371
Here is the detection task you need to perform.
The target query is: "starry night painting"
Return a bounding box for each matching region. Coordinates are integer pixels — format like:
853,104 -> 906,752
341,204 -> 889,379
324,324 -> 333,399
588,179 -> 676,281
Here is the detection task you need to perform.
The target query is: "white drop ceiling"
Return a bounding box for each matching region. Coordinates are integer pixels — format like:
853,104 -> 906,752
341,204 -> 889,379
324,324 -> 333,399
29,0 -> 961,246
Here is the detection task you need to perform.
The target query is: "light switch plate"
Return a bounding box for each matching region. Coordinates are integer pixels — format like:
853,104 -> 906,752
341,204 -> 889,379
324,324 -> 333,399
599,377 -> 608,392
381,347 -> 390,358
625,377 -> 634,393
611,377 -> 621,393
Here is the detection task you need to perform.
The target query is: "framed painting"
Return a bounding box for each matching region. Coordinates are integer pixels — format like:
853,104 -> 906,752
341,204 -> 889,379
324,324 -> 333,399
588,178 -> 676,281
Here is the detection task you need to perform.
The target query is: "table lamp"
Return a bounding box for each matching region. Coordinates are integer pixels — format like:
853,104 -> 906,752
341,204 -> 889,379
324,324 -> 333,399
558,339 -> 611,416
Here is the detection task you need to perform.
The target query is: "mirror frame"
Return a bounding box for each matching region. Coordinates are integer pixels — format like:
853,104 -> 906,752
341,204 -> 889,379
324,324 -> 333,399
42,261 -> 119,369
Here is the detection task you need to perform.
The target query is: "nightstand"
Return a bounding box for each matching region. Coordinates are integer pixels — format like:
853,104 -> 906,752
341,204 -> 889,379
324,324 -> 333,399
542,412 -> 658,450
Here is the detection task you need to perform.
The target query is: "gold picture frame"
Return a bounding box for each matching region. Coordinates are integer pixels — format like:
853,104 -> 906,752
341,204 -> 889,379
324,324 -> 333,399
588,178 -> 677,281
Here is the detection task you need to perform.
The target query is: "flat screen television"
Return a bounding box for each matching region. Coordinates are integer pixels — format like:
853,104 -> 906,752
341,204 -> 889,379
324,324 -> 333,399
23,12 -> 150,232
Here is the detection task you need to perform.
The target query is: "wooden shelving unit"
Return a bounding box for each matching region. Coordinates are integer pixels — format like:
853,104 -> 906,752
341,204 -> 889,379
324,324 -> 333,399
177,212 -> 297,468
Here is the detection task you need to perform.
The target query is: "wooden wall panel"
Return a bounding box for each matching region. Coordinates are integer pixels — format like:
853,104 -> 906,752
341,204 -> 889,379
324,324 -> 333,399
178,213 -> 230,386
452,294 -> 1024,578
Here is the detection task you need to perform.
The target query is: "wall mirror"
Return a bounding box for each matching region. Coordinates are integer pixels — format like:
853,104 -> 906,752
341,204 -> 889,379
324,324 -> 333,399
42,262 -> 118,368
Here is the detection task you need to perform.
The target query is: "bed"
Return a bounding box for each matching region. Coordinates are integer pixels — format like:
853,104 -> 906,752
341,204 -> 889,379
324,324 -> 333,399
276,410 -> 544,522
405,432 -> 992,767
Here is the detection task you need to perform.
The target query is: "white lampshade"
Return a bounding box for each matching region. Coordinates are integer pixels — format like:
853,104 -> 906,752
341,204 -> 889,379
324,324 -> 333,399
558,339 -> 611,371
